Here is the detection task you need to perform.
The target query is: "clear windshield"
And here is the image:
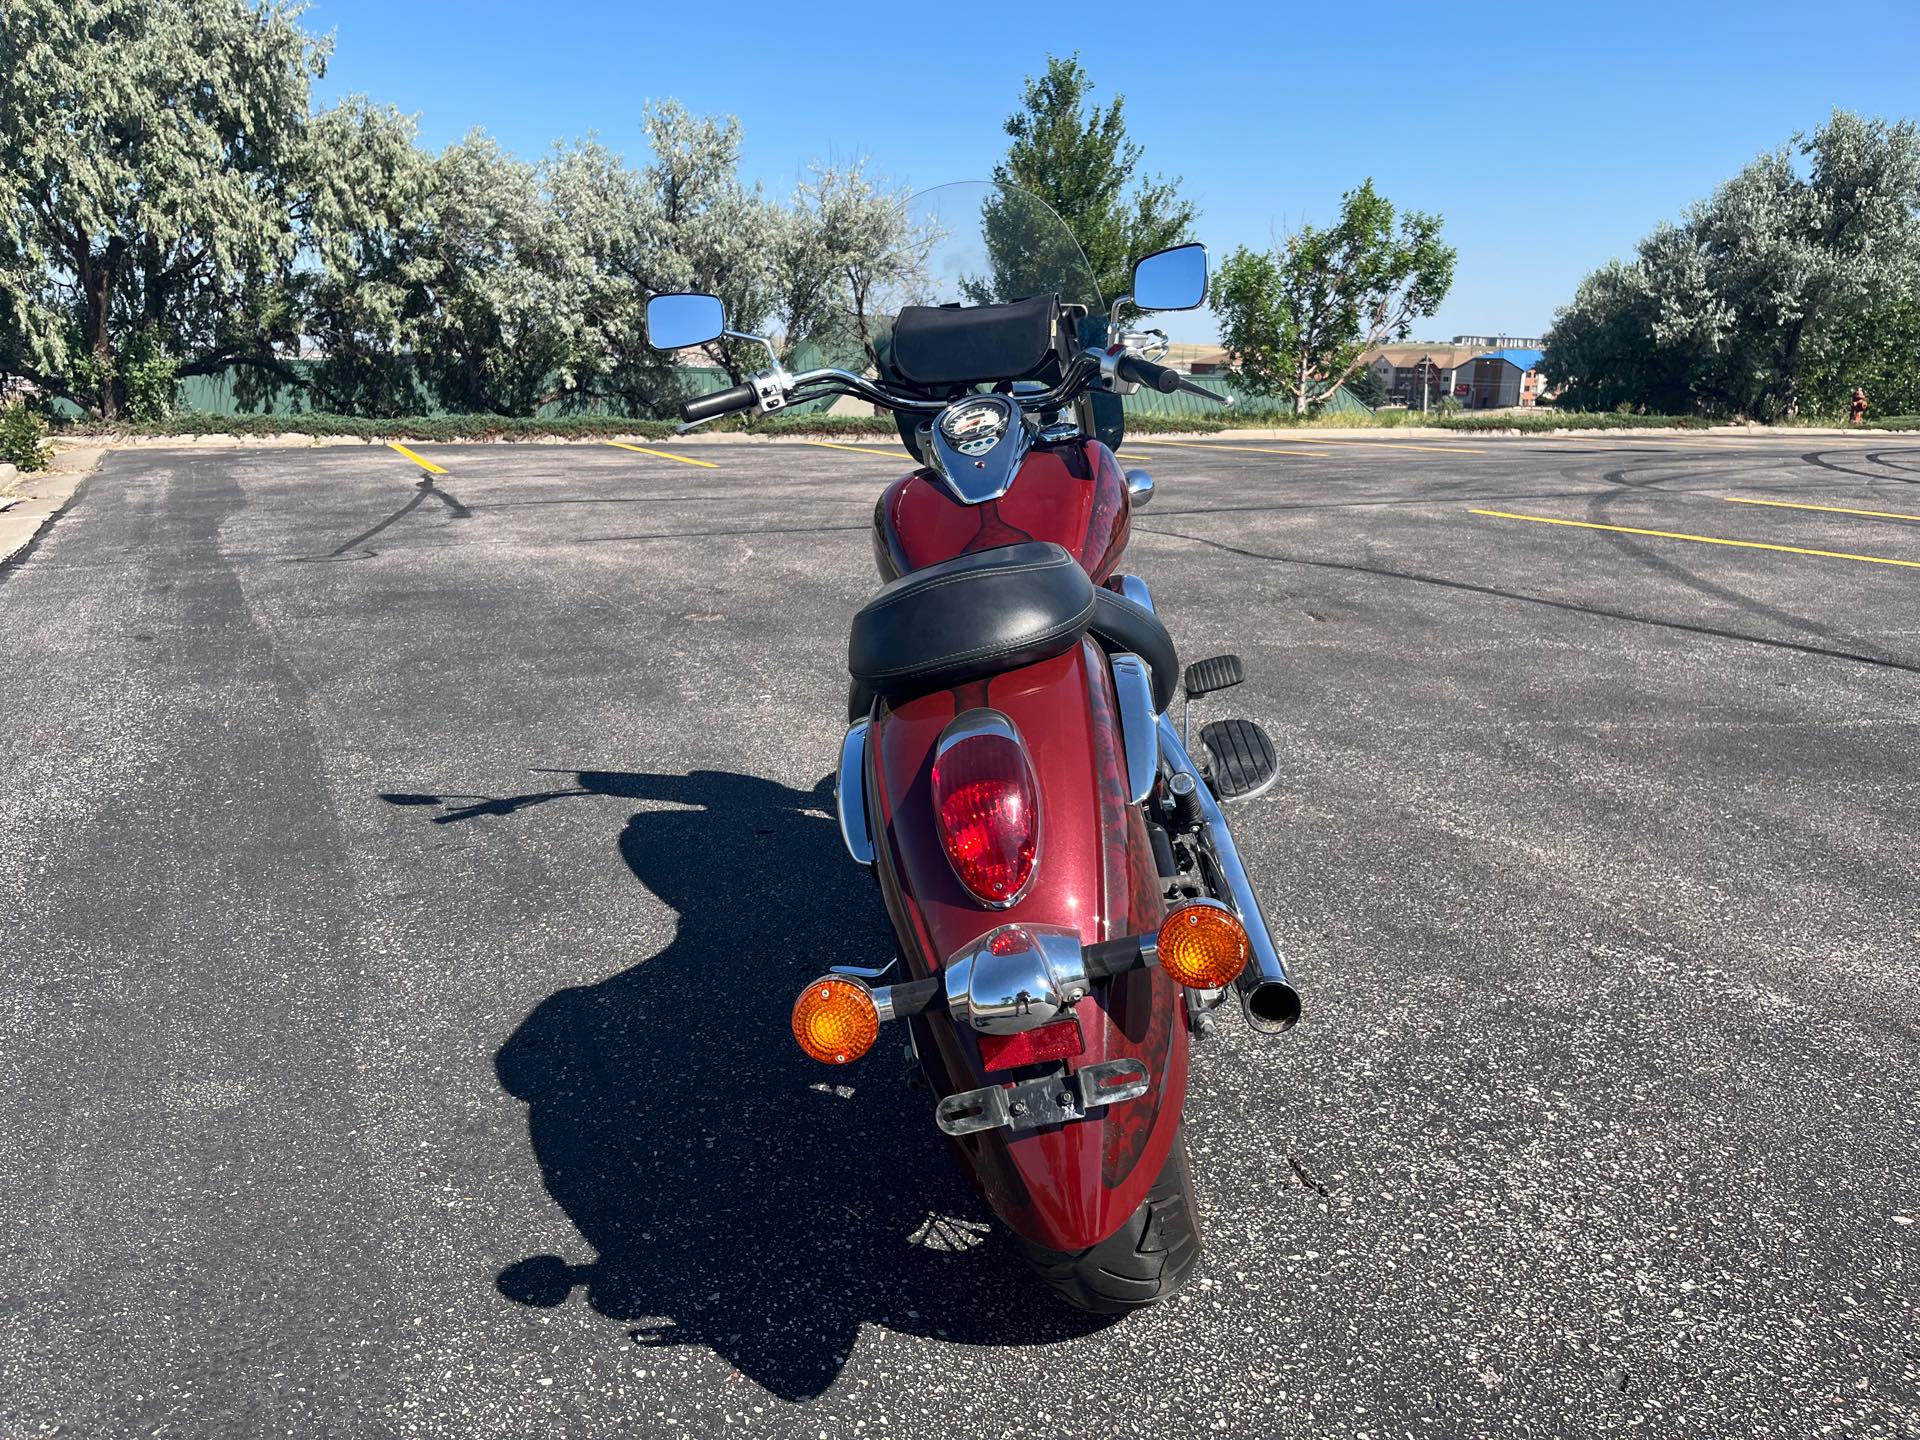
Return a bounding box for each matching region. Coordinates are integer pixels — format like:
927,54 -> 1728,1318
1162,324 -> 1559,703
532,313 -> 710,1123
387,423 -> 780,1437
903,181 -> 1103,313
795,181 -> 1102,379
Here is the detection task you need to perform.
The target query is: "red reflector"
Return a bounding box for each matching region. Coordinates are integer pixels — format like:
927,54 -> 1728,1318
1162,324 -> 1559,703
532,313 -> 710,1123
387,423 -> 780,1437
978,1018 -> 1085,1071
932,723 -> 1039,906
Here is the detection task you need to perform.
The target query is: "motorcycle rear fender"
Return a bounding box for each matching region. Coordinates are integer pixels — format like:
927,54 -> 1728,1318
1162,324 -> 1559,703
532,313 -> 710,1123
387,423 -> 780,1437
866,638 -> 1187,1251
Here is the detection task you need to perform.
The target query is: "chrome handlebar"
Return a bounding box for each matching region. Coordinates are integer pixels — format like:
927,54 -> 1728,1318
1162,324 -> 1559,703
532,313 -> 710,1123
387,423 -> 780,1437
676,345 -> 1225,433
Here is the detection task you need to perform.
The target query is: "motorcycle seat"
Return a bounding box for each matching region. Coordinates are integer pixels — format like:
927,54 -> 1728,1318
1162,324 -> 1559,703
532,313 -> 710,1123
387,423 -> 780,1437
849,542 -> 1095,700
846,543 -> 1181,714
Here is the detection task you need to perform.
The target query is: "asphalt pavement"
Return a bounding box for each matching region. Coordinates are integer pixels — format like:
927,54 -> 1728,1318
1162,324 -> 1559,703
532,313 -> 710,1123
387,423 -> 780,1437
2,431 -> 1916,1438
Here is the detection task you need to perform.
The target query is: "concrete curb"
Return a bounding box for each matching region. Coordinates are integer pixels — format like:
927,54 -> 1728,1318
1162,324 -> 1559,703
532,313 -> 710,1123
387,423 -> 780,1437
0,447 -> 104,572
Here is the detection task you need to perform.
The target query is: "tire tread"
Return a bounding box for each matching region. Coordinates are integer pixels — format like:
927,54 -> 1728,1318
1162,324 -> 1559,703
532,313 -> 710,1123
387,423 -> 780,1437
1016,1131 -> 1203,1313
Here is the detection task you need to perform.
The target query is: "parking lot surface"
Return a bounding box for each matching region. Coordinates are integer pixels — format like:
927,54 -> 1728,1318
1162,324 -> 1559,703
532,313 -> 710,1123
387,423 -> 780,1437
3,432 -> 1916,1438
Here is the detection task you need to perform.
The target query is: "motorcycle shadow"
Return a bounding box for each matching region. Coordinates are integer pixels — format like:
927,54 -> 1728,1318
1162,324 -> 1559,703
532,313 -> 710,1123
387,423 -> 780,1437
386,768 -> 1110,1400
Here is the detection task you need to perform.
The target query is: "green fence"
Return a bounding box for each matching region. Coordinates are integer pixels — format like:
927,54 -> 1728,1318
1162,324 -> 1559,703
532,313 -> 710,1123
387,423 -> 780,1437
1119,374 -> 1370,418
151,359 -> 1367,421
165,361 -> 837,420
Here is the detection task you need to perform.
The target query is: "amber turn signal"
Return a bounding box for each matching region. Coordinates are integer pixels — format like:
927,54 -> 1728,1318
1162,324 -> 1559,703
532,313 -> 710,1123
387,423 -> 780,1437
1155,900 -> 1249,989
791,976 -> 880,1065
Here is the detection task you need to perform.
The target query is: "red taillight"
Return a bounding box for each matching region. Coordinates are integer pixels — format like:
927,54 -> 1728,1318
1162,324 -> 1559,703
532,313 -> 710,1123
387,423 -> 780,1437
932,715 -> 1039,906
978,1018 -> 1084,1071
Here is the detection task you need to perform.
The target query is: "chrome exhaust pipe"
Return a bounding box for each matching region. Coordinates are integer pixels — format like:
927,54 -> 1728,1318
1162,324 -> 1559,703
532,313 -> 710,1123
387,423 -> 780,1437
1157,715 -> 1301,1034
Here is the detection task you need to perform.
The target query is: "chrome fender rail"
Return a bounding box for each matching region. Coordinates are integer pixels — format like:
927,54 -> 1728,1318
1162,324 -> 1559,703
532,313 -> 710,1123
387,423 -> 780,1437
836,719 -> 875,866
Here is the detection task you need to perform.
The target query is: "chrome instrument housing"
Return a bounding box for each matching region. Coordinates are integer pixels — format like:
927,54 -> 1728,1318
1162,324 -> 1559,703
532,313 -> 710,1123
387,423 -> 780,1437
942,923 -> 1090,1034
924,393 -> 1034,504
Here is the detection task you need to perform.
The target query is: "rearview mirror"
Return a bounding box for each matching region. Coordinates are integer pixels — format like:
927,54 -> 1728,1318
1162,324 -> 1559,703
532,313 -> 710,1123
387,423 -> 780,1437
646,293 -> 726,351
1129,244 -> 1207,312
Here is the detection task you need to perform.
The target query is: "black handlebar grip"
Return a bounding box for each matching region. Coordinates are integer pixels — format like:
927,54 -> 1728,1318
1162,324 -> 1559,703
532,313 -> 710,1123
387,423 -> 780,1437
1117,354 -> 1181,393
681,382 -> 758,424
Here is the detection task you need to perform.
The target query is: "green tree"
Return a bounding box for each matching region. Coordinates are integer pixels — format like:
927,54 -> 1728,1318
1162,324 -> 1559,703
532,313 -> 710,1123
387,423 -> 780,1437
1212,180 -> 1455,414
299,98 -> 439,416
0,399 -> 49,472
0,0 -> 326,418
299,100 -> 803,419
774,160 -> 936,370
1542,111 -> 1920,419
1344,365 -> 1389,409
1540,259 -> 1697,413
406,133 -> 599,416
629,102 -> 781,385
988,54 -> 1197,304
1815,295 -> 1920,417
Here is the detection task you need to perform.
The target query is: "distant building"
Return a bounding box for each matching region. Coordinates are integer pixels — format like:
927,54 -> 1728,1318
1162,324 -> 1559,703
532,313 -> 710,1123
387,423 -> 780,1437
1359,341 -> 1553,408
1360,344 -> 1481,406
1165,343 -> 1230,375
1460,348 -> 1546,408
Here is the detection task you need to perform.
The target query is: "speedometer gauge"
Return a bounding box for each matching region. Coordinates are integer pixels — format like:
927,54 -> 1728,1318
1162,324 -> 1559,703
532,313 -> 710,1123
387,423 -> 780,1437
939,398 -> 1010,457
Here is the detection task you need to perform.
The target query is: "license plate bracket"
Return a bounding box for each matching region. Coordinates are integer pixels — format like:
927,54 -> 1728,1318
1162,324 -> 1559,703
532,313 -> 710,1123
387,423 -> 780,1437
934,1058 -> 1150,1137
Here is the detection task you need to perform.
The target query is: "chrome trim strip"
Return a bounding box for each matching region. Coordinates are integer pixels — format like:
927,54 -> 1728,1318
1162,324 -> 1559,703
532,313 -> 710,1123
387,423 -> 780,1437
836,720 -> 875,866
1113,574 -> 1155,613
1157,714 -> 1301,1034
1108,653 -> 1158,804
933,707 -> 1020,760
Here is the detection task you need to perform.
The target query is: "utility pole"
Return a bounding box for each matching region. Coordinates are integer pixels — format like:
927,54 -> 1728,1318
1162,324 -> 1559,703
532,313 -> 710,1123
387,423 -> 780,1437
1421,355 -> 1432,415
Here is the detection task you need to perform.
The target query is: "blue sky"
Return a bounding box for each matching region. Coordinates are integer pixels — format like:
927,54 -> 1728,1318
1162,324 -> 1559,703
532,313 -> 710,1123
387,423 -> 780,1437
305,1 -> 1920,345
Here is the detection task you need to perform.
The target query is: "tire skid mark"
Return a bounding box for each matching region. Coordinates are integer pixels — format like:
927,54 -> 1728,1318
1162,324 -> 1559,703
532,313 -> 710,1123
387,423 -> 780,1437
1579,458 -> 1891,662
1136,524 -> 1920,677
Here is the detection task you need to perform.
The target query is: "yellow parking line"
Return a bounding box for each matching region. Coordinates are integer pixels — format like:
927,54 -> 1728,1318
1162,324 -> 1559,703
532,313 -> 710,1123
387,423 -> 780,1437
386,442 -> 446,475
604,441 -> 719,469
1127,439 -> 1331,460
1470,509 -> 1920,570
1724,495 -> 1920,525
1115,453 -> 1156,463
803,440 -> 902,460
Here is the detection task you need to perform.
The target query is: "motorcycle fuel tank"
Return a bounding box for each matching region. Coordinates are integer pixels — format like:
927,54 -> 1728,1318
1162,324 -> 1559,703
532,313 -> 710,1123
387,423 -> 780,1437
871,438 -> 1132,584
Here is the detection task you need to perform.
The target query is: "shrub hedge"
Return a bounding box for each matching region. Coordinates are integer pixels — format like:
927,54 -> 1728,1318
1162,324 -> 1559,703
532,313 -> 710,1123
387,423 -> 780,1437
2,401 -> 50,471
51,409 -> 1232,441
52,407 -> 1903,444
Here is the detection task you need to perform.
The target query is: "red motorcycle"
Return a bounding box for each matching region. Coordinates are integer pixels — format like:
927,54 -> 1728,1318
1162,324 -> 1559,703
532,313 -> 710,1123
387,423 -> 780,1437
646,183 -> 1299,1312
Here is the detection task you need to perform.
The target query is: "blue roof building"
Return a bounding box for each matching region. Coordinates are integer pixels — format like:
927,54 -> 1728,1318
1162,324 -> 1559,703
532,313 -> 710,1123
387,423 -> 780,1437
1477,347 -> 1545,372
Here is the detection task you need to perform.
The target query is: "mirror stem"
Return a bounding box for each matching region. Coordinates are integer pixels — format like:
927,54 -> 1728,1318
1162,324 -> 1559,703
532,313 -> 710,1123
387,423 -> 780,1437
725,329 -> 785,373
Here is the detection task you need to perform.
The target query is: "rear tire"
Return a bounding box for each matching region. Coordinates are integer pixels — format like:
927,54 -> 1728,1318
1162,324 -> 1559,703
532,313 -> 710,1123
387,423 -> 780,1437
1016,1130 -> 1203,1313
